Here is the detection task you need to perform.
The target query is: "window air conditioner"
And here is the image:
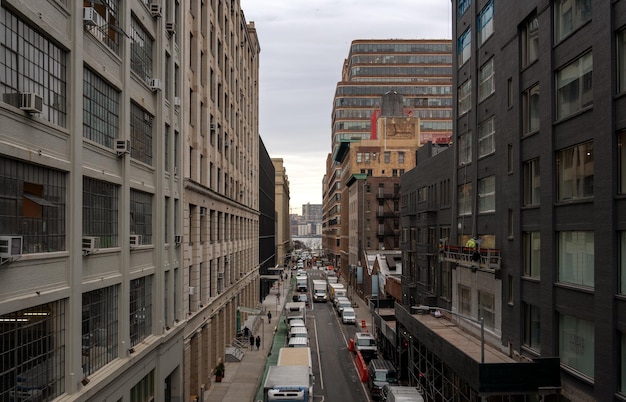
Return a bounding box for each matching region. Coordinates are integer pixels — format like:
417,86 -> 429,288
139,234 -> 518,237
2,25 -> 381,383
173,166 -> 178,176
217,272 -> 224,279
210,124 -> 216,131
19,93 -> 43,114
150,3 -> 162,18
82,236 -> 100,254
130,234 -> 143,247
148,78 -> 162,92
173,96 -> 181,107
199,207 -> 206,216
174,234 -> 182,245
0,236 -> 23,258
115,139 -> 130,156
83,7 -> 98,26
224,256 -> 229,263
166,22 -> 176,34
188,286 -> 195,295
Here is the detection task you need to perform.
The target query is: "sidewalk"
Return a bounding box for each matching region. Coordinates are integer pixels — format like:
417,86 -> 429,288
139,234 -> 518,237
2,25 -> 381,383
203,275 -> 289,402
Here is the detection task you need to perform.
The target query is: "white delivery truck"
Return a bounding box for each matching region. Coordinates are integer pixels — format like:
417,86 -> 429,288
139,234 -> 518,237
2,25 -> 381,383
296,275 -> 308,292
327,283 -> 346,304
312,279 -> 327,302
263,365 -> 311,402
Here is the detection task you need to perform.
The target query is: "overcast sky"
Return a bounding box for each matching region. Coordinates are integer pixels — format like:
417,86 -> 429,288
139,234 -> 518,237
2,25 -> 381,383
239,1 -> 452,214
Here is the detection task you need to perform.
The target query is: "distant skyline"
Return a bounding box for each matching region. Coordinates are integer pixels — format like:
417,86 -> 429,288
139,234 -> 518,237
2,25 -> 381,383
240,0 -> 452,215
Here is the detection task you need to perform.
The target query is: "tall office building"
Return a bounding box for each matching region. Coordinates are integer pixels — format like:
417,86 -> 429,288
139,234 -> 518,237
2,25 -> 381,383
397,1 -> 626,400
323,39 -> 452,274
0,1 -> 260,400
273,158 -> 291,267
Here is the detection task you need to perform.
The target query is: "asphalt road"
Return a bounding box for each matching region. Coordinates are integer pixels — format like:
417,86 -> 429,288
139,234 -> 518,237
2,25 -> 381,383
305,270 -> 372,402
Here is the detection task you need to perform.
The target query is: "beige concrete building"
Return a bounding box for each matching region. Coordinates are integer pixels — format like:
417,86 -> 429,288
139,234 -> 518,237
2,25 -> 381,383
0,1 -> 260,401
181,0 -> 260,400
272,158 -> 291,267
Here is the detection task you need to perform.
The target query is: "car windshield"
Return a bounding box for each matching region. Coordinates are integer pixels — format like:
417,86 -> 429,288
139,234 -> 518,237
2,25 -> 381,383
374,371 -> 397,382
344,311 -> 355,317
357,338 -> 375,346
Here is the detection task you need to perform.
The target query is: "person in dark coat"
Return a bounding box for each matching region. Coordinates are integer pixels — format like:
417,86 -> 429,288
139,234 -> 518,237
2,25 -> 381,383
249,334 -> 255,350
255,335 -> 261,350
267,311 -> 272,323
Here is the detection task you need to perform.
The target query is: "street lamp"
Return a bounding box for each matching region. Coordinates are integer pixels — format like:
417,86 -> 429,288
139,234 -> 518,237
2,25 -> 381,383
413,305 -> 485,363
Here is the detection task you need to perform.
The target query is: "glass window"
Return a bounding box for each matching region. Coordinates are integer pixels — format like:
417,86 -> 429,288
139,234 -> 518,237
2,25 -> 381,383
523,158 -> 541,206
556,141 -> 593,201
83,68 -> 120,149
622,332 -> 626,393
0,302 -> 66,401
384,152 -> 390,163
478,176 -> 495,213
357,153 -> 362,163
478,59 -> 495,102
556,52 -> 593,119
83,0 -> 121,54
619,29 -> 626,93
458,28 -> 471,66
0,156 -> 66,253
458,132 -> 472,165
459,285 -> 471,316
364,153 -> 370,163
458,79 -> 472,116
83,177 -> 119,248
130,369 -> 155,402
559,314 -> 594,379
130,102 -> 154,165
523,231 -> 541,278
555,0 -> 592,43
398,152 -> 405,164
129,275 -> 153,347
82,286 -> 119,376
620,232 -> 626,295
558,231 -> 594,287
130,16 -> 154,82
458,0 -> 471,16
522,84 -> 540,134
458,183 -> 472,216
478,117 -> 495,158
523,303 -> 540,351
0,7 -> 67,126
522,16 -> 539,67
478,291 -> 495,329
130,189 -> 153,244
478,1 -> 494,45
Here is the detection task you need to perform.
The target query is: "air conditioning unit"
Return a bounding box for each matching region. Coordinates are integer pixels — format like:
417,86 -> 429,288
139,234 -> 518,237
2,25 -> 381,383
83,7 -> 98,26
210,124 -> 216,131
148,78 -> 162,92
173,166 -> 178,176
174,234 -> 182,245
217,272 -> 224,279
188,286 -> 195,295
130,234 -> 143,247
82,236 -> 100,254
0,236 -> 23,258
199,207 -> 206,216
150,3 -> 162,18
165,22 -> 176,34
115,139 -> 130,156
173,96 -> 181,107
20,93 -> 43,114
224,256 -> 229,263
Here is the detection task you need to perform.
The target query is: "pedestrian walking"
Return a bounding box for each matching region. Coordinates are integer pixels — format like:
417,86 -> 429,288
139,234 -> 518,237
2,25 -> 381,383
249,334 -> 255,350
255,335 -> 261,350
267,311 -> 272,323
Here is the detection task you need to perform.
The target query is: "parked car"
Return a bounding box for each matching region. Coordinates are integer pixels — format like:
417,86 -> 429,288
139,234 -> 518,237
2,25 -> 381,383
342,307 -> 356,324
354,331 -> 378,361
297,293 -> 309,306
367,359 -> 398,399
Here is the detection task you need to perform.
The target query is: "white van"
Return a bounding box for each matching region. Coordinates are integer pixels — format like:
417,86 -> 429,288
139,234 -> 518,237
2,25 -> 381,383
342,307 -> 356,324
288,336 -> 309,347
288,326 -> 309,342
381,385 -> 424,402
